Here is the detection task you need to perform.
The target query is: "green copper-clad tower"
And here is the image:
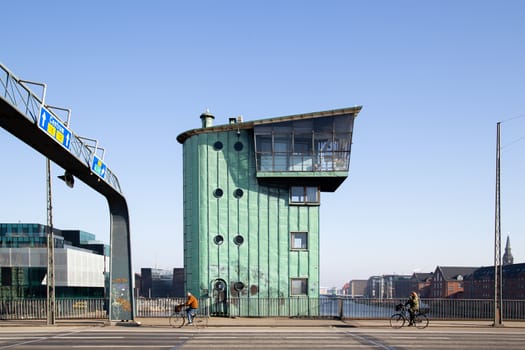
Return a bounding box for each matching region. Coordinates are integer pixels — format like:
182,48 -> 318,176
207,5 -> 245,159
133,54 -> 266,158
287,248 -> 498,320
176,107 -> 361,316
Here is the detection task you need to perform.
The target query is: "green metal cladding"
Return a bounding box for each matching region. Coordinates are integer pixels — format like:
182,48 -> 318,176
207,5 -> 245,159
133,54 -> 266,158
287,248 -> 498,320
178,107 -> 361,316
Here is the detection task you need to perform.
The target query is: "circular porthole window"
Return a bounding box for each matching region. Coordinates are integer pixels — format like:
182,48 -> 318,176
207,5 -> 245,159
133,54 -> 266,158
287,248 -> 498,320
233,235 -> 244,245
213,141 -> 223,151
213,235 -> 224,245
213,188 -> 223,198
234,188 -> 244,199
214,280 -> 226,292
234,141 -> 243,151
234,282 -> 245,291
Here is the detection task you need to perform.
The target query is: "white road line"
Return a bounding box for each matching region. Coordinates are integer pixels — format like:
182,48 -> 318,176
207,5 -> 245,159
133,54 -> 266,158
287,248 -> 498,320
0,329 -> 86,349
55,336 -> 125,339
73,346 -> 174,348
391,336 -> 451,340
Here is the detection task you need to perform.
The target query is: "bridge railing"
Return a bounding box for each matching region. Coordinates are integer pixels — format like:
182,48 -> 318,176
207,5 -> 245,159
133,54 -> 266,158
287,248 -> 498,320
0,62 -> 122,194
1,297 -> 524,320
0,298 -> 107,320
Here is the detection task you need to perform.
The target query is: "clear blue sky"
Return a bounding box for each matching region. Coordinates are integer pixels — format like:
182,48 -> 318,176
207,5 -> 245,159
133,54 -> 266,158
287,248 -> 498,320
1,0 -> 524,288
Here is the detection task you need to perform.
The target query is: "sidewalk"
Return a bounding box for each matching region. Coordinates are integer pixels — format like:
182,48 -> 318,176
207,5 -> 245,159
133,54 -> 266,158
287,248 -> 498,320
136,317 -> 347,328
2,317 -> 525,329
135,317 -> 525,329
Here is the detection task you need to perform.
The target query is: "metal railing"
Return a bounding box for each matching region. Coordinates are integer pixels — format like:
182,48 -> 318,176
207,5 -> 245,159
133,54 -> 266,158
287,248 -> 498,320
1,297 -> 524,320
0,62 -> 122,194
136,297 -> 210,318
0,299 -> 107,320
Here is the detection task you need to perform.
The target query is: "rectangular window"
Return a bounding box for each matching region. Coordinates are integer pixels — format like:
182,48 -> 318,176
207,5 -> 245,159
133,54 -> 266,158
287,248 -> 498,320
291,278 -> 308,296
1,267 -> 12,286
290,186 -> 320,204
290,232 -> 308,250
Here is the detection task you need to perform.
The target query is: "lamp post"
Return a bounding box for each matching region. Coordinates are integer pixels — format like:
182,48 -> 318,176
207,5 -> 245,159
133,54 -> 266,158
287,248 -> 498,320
44,106 -> 72,325
46,158 -> 55,325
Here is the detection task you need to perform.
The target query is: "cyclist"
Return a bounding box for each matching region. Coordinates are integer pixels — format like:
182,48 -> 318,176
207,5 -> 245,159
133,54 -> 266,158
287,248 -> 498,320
405,291 -> 419,326
182,292 -> 199,325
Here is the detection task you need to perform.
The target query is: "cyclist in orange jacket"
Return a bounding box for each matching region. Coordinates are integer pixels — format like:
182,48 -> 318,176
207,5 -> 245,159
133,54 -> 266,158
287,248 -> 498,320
184,292 -> 199,325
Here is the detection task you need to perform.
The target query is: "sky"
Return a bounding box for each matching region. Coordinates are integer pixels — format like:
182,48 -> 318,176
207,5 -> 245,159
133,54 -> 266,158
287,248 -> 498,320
1,0 -> 524,288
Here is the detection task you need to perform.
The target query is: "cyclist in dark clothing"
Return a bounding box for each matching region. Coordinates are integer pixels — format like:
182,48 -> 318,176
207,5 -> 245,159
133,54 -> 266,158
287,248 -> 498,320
405,291 -> 419,325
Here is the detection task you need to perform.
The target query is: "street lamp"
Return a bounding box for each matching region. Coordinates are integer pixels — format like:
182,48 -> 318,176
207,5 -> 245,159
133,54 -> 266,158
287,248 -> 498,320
44,105 -> 72,326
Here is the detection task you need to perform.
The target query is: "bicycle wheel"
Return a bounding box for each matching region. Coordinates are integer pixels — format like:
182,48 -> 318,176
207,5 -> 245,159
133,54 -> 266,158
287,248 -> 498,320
169,312 -> 185,328
414,313 -> 429,329
195,315 -> 208,329
389,313 -> 405,329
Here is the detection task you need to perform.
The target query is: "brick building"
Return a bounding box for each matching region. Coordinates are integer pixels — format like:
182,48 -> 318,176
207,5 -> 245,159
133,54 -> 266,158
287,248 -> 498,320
411,272 -> 433,298
464,263 -> 525,299
430,266 -> 478,298
342,280 -> 367,297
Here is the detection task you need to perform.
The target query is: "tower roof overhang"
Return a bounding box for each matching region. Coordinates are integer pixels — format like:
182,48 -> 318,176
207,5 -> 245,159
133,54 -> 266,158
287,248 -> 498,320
176,106 -> 362,144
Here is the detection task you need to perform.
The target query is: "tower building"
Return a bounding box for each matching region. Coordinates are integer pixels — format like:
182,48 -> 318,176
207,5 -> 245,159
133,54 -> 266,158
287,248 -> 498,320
503,235 -> 514,266
176,107 -> 361,316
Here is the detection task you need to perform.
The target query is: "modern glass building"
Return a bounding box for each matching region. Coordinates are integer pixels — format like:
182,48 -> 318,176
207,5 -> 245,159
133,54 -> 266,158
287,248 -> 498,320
0,223 -> 109,299
176,106 -> 361,316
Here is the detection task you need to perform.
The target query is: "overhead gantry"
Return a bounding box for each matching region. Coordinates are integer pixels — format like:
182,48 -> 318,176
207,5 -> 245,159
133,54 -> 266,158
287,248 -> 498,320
0,62 -> 134,322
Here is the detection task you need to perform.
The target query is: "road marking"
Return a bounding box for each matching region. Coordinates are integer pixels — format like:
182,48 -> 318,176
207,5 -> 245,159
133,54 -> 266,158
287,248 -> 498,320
56,336 -> 125,339
344,332 -> 396,350
73,346 -> 174,348
0,338 -> 46,349
0,329 -> 89,349
391,336 -> 451,340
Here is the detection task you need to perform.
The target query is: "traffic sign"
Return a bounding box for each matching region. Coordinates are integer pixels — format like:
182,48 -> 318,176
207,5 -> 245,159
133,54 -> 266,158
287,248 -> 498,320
38,106 -> 72,150
91,154 -> 107,179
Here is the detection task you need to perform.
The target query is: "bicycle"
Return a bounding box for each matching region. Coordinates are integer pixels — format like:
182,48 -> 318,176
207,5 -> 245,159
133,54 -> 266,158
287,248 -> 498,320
169,305 -> 208,328
389,303 -> 429,329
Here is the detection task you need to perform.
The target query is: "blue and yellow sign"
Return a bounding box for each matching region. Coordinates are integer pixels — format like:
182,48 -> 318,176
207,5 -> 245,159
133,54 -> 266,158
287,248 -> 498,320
38,106 -> 72,150
91,154 -> 107,179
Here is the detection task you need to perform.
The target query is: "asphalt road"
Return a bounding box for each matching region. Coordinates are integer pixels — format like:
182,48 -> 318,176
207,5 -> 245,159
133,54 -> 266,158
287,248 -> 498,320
0,326 -> 524,349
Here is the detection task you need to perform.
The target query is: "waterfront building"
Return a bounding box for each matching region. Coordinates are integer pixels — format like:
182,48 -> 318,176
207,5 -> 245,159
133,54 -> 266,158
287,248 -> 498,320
365,274 -> 412,299
342,280 -> 367,297
0,223 -> 108,299
464,263 -> 525,299
410,272 -> 433,298
138,267 -> 185,298
430,266 -> 478,298
176,107 -> 361,316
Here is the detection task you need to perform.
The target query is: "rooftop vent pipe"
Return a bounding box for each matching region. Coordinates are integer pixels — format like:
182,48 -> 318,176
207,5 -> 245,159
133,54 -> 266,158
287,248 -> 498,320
200,109 -> 215,128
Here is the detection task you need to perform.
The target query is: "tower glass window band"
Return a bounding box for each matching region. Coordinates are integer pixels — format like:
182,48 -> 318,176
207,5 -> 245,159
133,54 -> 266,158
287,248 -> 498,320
254,115 -> 353,172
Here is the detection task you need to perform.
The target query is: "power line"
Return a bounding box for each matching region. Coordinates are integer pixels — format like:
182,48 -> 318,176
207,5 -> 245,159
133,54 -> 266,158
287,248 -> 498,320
500,113 -> 525,149
500,113 -> 525,123
501,135 -> 525,149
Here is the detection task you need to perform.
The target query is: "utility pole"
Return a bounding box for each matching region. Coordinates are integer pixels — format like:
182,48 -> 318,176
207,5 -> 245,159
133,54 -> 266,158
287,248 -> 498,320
46,158 -> 56,325
493,122 -> 503,327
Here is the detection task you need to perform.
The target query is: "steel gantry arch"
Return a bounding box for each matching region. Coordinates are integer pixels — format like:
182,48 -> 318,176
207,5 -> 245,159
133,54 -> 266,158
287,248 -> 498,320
0,62 -> 134,322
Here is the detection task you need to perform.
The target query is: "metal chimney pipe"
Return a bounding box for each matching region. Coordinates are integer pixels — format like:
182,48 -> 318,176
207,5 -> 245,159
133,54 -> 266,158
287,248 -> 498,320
200,109 -> 215,128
